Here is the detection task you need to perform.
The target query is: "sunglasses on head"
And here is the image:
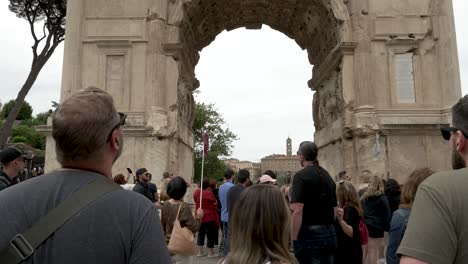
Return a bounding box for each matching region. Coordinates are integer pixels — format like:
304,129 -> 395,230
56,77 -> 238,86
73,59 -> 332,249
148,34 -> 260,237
106,112 -> 127,142
440,127 -> 468,141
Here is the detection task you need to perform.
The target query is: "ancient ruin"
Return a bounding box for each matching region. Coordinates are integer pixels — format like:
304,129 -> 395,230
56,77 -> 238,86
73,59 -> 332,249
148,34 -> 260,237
43,0 -> 462,183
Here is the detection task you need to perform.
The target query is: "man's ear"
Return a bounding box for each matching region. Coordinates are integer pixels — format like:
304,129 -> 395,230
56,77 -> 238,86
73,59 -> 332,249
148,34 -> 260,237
110,130 -> 120,150
456,130 -> 466,152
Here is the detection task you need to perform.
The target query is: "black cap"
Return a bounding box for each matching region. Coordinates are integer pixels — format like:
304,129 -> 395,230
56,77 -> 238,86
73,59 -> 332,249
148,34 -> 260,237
0,147 -> 26,164
135,168 -> 148,176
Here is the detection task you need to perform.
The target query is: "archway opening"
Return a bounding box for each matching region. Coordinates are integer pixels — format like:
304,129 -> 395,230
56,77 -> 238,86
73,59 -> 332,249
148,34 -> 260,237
195,26 -> 314,161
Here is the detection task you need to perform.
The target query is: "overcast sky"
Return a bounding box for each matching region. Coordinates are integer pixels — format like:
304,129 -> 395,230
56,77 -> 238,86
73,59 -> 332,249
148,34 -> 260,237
1,1 -> 467,162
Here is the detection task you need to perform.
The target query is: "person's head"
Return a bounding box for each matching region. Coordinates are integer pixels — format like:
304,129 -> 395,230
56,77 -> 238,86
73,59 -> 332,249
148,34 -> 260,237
337,180 -> 364,217
362,175 -> 385,200
245,178 -> 253,187
263,170 -> 277,179
201,178 -> 210,190
384,178 -> 401,196
136,168 -> 150,183
163,172 -> 170,179
224,169 -> 235,181
337,170 -> 350,181
209,179 -> 217,189
441,95 -> 468,169
167,176 -> 187,200
113,174 -> 127,185
227,184 -> 297,264
400,168 -> 434,208
259,175 -> 277,185
297,141 -> 318,167
0,147 -> 26,178
52,87 -> 126,175
237,169 -> 250,184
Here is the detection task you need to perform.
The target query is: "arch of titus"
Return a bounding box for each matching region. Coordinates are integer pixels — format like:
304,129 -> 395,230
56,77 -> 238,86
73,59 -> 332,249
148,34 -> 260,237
44,0 -> 461,183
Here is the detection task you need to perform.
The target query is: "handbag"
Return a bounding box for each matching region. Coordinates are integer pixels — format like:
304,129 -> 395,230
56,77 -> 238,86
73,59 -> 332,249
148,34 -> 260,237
167,203 -> 196,256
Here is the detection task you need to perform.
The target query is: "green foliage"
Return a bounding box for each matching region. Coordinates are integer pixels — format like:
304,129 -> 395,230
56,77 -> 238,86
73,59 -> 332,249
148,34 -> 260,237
35,110 -> 52,125
12,136 -> 28,143
1,100 -> 33,120
193,103 -> 238,183
11,125 -> 45,150
9,0 -> 66,40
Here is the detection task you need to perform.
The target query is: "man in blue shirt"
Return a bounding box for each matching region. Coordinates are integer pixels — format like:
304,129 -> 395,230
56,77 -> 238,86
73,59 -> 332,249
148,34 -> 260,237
219,169 -> 235,256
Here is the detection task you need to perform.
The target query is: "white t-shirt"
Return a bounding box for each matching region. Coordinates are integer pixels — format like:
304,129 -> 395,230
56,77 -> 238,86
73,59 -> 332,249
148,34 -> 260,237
121,183 -> 135,191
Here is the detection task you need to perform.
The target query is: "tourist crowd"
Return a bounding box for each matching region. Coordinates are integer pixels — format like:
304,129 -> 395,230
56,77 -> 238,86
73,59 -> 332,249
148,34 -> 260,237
0,87 -> 467,264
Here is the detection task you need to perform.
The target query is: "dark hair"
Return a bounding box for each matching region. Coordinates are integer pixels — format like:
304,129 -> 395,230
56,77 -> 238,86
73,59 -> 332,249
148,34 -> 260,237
167,176 -> 187,200
225,169 -> 235,180
338,170 -> 347,180
202,178 -> 210,190
209,179 -> 217,189
298,141 -> 318,161
238,169 -> 250,183
113,174 -> 126,185
452,95 -> 468,131
263,170 -> 277,179
384,178 -> 401,196
135,168 -> 147,176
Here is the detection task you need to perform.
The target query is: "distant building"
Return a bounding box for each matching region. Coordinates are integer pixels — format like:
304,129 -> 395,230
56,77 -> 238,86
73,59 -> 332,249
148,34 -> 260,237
260,137 -> 301,178
223,158 -> 261,181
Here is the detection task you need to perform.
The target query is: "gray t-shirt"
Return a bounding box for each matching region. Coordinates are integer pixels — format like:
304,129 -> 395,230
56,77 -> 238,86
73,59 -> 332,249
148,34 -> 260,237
398,168 -> 468,264
0,169 -> 171,264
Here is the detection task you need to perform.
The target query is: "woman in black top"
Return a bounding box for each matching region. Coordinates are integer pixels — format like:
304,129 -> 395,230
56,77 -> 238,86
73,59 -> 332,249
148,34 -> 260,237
384,179 -> 401,215
335,181 -> 363,264
361,176 -> 391,264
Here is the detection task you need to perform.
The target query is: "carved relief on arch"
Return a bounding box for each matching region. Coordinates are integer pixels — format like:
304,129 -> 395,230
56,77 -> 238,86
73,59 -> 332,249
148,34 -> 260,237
175,0 -> 351,68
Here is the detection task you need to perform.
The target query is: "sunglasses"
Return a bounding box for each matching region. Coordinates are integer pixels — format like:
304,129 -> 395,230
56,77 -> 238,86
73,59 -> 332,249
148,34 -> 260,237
106,112 -> 127,142
440,127 -> 468,141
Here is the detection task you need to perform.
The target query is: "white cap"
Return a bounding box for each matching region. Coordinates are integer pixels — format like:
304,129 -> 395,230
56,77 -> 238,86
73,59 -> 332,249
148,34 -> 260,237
259,175 -> 277,184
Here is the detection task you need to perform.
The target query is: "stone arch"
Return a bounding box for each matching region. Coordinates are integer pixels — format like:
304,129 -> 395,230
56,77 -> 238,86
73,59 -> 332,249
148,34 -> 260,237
164,0 -> 353,131
49,0 -> 461,184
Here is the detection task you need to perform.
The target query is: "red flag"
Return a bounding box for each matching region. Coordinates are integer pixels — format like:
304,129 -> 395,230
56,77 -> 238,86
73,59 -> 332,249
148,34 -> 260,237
203,132 -> 209,156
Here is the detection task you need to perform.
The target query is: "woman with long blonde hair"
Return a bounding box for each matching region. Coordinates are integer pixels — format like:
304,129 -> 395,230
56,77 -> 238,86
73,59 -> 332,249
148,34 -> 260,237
361,176 -> 391,264
335,181 -> 364,264
221,184 -> 297,264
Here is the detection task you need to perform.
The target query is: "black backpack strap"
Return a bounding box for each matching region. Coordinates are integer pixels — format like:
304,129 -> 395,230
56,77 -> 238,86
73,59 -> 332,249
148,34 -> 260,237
0,175 -> 120,264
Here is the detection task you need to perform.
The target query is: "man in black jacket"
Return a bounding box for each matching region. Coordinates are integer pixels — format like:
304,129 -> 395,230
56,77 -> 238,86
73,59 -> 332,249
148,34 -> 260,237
133,168 -> 158,203
0,147 -> 26,191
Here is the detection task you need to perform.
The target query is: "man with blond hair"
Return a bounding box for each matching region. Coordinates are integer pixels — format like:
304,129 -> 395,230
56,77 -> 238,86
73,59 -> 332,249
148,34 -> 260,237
0,87 -> 170,263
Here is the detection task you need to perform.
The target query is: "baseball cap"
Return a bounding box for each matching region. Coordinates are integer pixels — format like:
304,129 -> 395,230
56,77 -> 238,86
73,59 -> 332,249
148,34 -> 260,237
135,168 -> 148,176
259,174 -> 277,184
0,147 -> 26,164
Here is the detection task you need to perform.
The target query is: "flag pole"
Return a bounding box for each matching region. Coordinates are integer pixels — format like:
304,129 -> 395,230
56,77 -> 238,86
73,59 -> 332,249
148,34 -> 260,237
200,131 -> 208,210
200,148 -> 205,210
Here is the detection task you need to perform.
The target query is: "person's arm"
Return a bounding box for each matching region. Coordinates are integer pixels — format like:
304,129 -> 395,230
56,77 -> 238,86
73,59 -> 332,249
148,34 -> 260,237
399,257 -> 429,264
381,195 -> 392,232
129,206 -> 171,263
397,183 -> 457,263
289,174 -> 305,241
386,211 -> 403,264
180,204 -> 203,233
290,202 -> 303,241
337,207 -> 353,238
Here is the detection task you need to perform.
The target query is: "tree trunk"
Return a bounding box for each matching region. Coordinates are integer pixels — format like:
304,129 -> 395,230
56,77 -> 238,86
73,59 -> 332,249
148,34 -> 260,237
0,58 -> 47,149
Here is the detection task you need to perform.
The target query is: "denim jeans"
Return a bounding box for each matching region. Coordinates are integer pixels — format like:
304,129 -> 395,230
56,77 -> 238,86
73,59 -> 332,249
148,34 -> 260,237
222,222 -> 229,256
293,225 -> 336,264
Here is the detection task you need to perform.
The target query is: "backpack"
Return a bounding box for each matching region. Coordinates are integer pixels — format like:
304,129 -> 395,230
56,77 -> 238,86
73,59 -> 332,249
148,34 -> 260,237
359,217 -> 369,245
